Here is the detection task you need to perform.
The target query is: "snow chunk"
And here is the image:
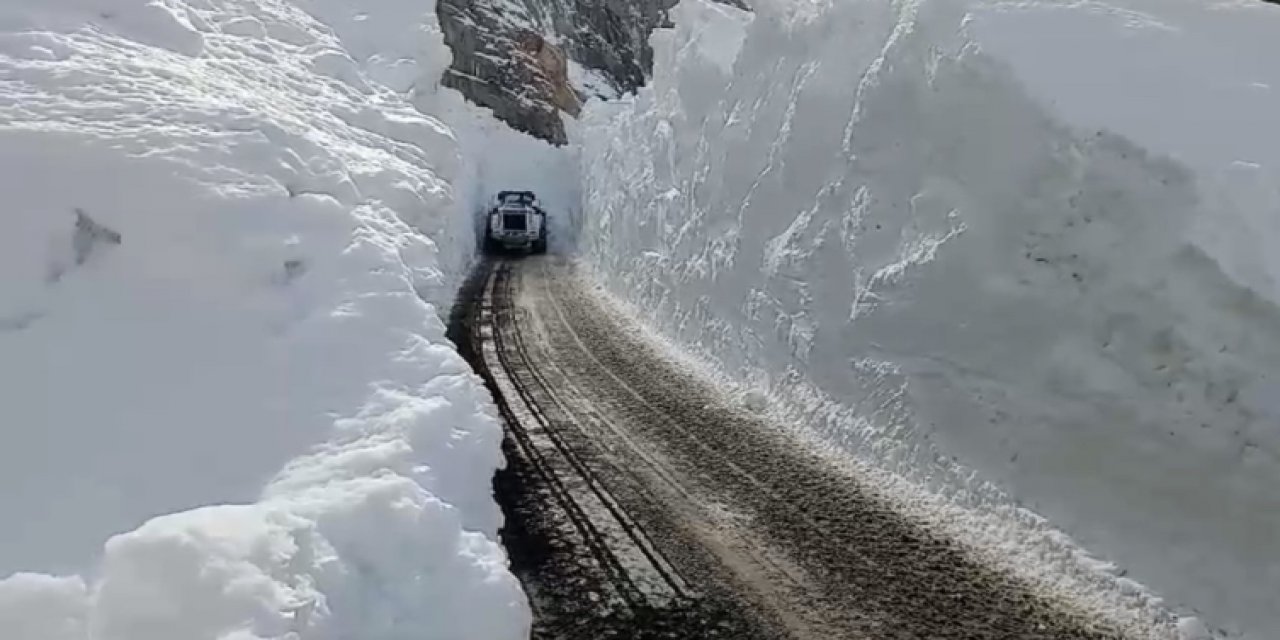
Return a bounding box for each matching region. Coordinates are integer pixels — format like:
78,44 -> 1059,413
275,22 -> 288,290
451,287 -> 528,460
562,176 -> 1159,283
661,0 -> 751,76
567,60 -> 621,101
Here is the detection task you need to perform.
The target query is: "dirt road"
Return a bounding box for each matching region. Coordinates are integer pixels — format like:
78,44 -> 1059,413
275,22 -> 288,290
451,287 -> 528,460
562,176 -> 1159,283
449,256 -> 1132,640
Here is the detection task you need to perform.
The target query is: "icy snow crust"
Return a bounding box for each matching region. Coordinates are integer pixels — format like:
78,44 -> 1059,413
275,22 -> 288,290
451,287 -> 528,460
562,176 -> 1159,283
577,0 -> 1280,637
0,1 -> 528,638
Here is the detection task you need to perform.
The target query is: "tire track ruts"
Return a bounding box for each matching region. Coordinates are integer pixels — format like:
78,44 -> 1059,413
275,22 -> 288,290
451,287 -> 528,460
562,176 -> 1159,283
489,261 -> 689,607
484,263 -> 648,611
498,264 -> 695,602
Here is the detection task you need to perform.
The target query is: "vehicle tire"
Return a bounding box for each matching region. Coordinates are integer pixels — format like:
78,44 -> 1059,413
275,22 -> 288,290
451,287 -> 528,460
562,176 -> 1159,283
533,229 -> 547,254
533,222 -> 548,254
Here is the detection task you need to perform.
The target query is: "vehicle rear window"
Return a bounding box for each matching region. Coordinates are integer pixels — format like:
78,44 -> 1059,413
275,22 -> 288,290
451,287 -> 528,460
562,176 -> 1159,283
503,212 -> 528,231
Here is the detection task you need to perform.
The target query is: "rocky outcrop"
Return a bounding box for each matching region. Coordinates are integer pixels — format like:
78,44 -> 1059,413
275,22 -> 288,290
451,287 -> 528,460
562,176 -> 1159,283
439,1 -> 572,143
517,30 -> 581,116
439,0 -> 745,143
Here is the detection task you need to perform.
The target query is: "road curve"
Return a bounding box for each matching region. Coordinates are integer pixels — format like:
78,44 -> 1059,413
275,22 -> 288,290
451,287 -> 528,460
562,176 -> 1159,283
449,256 -> 1133,640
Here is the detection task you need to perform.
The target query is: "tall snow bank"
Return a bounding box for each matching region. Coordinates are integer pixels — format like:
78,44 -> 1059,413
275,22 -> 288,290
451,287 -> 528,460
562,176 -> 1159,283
576,0 -> 1280,637
0,1 -> 527,638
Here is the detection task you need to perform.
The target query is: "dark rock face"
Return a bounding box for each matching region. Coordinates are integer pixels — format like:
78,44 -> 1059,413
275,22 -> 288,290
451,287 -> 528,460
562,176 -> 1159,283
438,0 -> 691,144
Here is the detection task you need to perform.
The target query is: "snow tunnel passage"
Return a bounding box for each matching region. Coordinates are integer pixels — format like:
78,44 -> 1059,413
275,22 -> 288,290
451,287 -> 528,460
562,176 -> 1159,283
440,0 -> 1280,636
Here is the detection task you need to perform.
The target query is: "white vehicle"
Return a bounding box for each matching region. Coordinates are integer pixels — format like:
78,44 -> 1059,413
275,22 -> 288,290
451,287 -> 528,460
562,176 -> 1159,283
484,190 -> 547,254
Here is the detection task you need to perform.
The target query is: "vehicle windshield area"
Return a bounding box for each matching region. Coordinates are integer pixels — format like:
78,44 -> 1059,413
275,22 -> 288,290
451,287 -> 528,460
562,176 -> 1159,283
499,191 -> 536,207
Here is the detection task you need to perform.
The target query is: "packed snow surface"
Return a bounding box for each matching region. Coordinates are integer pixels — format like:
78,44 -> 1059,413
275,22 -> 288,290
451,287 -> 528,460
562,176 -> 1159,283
0,1 -> 530,638
576,0 -> 1280,637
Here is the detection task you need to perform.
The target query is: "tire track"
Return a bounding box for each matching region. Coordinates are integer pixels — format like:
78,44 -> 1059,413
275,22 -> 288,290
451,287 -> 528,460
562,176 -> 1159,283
489,262 -> 690,606
454,259 -> 766,639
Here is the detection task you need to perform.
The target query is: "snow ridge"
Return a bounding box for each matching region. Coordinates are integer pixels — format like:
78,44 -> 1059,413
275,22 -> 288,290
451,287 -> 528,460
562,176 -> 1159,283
0,1 -> 528,638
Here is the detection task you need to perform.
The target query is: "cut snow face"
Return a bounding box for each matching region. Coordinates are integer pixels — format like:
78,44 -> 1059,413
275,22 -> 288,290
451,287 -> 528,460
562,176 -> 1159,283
575,0 -> 1280,637
0,1 -> 527,639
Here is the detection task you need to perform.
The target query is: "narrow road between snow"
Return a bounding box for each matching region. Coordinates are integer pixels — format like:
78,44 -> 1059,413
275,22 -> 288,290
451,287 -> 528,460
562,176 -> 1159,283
450,256 -> 1133,640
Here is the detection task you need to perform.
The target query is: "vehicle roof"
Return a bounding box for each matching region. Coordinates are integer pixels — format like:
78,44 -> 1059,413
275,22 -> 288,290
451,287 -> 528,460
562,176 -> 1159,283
497,190 -> 537,201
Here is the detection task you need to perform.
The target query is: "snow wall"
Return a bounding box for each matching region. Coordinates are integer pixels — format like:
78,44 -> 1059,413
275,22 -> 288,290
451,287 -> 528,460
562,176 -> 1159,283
575,0 -> 1280,638
0,1 -> 561,638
